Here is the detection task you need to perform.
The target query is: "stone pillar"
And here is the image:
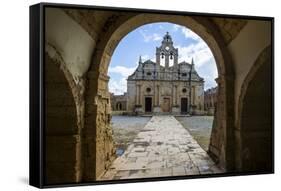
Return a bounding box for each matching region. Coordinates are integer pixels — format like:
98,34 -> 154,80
154,82 -> 157,106
175,85 -> 178,105
139,84 -> 142,106
153,84 -> 161,113
171,84 -> 174,104
136,84 -> 139,105
172,84 -> 179,113
158,85 -> 160,105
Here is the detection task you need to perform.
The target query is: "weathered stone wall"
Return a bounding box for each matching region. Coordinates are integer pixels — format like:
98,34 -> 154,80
110,93 -> 127,111
45,8 -> 95,77
236,46 -> 272,172
95,94 -> 116,178
212,18 -> 247,45
84,73 -> 116,180
204,87 -> 217,115
208,80 -> 227,167
227,20 -> 271,122
45,53 -> 82,184
45,7 -> 117,182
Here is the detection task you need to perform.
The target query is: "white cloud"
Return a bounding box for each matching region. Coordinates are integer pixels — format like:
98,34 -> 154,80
175,40 -> 218,90
159,25 -> 164,30
151,57 -> 156,63
109,77 -> 127,95
141,54 -> 149,61
175,41 -> 213,67
139,30 -> 162,42
173,24 -> 180,31
108,65 -> 137,77
181,28 -> 201,41
173,24 -> 201,41
108,65 -> 138,95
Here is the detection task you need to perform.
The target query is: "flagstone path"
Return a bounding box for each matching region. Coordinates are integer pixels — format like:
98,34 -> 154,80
99,116 -> 222,180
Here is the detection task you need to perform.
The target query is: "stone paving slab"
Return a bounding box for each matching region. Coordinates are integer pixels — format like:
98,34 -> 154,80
99,116 -> 223,180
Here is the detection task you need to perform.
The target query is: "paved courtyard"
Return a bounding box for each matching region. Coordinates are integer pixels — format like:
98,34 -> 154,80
176,116 -> 213,151
100,116 -> 222,180
111,116 -> 151,156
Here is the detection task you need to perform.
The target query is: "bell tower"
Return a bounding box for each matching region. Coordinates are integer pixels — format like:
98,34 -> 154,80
156,32 -> 178,68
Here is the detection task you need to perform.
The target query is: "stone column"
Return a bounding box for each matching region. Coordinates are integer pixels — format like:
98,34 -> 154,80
157,85 -> 160,105
139,84 -> 142,106
153,84 -> 161,113
172,84 -> 175,105
154,82 -> 157,106
175,85 -> 178,105
136,84 -> 139,105
172,84 -> 179,113
135,84 -> 143,113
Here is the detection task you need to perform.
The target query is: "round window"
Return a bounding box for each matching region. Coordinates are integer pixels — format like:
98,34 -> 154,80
146,87 -> 151,93
182,88 -> 187,93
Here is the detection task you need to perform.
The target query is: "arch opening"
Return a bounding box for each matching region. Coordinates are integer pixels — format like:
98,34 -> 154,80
108,22 -> 218,152
237,46 -> 272,172
86,14 -> 235,179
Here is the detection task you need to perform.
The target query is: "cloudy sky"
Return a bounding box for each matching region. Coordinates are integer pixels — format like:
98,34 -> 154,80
108,22 -> 218,95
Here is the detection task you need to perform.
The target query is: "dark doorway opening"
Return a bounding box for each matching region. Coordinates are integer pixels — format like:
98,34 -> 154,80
145,97 -> 152,112
181,97 -> 188,114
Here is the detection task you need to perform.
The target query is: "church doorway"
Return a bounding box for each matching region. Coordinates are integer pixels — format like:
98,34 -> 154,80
116,102 -> 121,110
181,98 -> 188,114
162,97 -> 171,112
145,97 -> 152,112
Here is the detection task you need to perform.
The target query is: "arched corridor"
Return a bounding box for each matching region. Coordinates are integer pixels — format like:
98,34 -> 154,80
43,6 -> 273,184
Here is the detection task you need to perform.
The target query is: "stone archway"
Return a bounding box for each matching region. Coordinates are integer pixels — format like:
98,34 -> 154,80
45,50 -> 82,184
85,13 -> 235,179
236,46 -> 272,172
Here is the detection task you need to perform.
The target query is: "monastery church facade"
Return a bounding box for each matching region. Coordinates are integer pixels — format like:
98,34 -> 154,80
126,32 -> 205,115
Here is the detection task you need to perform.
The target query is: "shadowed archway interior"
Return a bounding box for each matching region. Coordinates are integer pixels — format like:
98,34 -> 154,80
237,46 -> 272,172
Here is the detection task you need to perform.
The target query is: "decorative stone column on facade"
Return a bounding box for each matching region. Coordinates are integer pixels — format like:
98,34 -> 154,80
153,84 -> 161,113
172,83 -> 174,105
136,83 -> 139,105
153,82 -> 157,106
175,85 -> 178,105
158,85 -> 161,106
139,84 -> 142,106
172,84 -> 179,113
